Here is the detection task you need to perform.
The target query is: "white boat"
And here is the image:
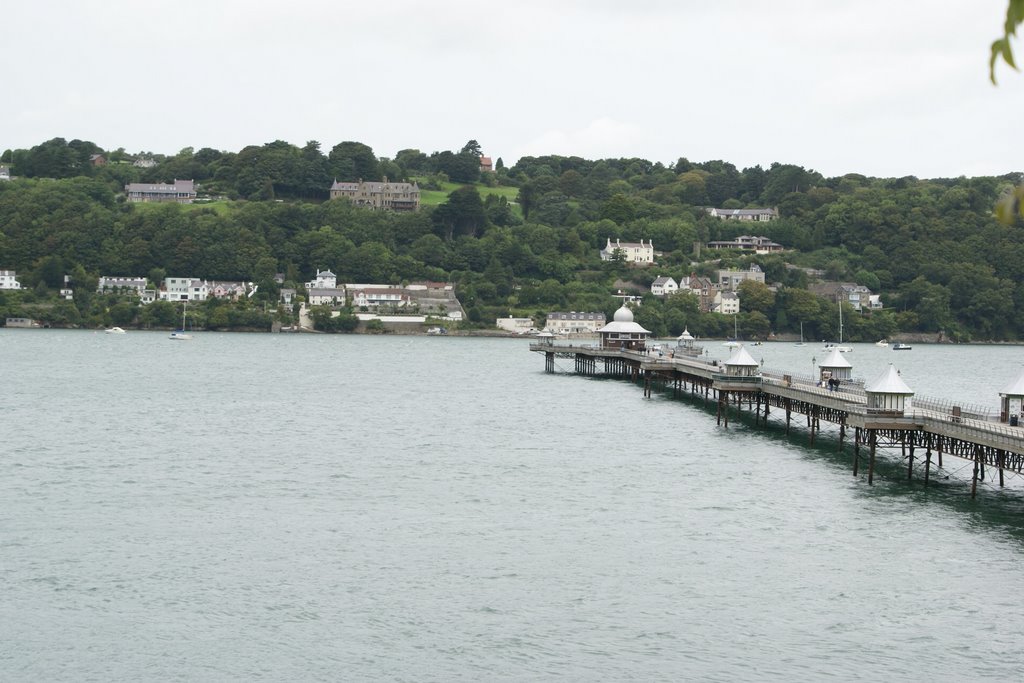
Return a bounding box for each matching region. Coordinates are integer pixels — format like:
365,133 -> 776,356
822,300 -> 851,352
170,302 -> 193,340
794,322 -> 806,347
893,342 -> 912,351
723,315 -> 739,347
104,326 -> 127,334
875,339 -> 889,347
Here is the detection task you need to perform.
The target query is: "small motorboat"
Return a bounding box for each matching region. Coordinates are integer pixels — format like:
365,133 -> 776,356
875,339 -> 888,347
104,326 -> 127,334
892,342 -> 912,351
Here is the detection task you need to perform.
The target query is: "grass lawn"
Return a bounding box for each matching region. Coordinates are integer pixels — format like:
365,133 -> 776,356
414,179 -> 522,218
131,200 -> 234,215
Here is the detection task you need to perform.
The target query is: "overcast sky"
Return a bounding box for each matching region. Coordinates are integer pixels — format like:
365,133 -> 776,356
4,0 -> 1022,179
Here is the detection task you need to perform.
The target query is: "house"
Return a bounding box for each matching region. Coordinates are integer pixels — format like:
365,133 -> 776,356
480,156 -> 494,173
97,276 -> 148,295
811,282 -> 877,312
89,154 -> 107,167
305,269 -> 337,290
600,238 -> 654,263
496,316 -> 535,334
132,157 -> 157,168
0,270 -> 23,290
707,235 -> 784,253
207,281 -> 250,300
308,287 -> 346,306
160,277 -> 208,301
717,264 -> 766,291
280,288 -> 295,305
0,164 -> 10,181
329,177 -> 420,211
124,179 -> 197,203
60,288 -> 74,300
706,207 -> 778,222
350,287 -> 409,309
680,274 -> 716,313
651,276 -> 678,297
545,311 -> 607,335
713,290 -> 741,315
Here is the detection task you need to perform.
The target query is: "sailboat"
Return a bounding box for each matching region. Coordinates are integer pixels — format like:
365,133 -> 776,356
794,322 -> 806,347
823,300 -> 851,352
723,314 -> 740,347
169,301 -> 193,340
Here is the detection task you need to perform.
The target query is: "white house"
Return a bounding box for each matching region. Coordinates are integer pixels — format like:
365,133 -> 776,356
160,277 -> 208,301
0,165 -> 10,181
308,287 -> 346,306
496,316 -> 536,334
546,311 -> 607,334
305,269 -> 337,290
600,238 -> 654,263
97,276 -> 148,295
706,208 -> 779,222
350,288 -> 409,309
651,276 -> 678,297
713,290 -> 740,315
0,270 -> 23,290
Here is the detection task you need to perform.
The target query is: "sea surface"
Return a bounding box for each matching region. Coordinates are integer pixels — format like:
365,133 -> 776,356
3,330 -> 1024,681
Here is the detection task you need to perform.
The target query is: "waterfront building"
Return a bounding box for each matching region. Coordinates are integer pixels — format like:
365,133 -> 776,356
864,364 -> 913,415
546,311 -> 606,335
596,305 -> 651,350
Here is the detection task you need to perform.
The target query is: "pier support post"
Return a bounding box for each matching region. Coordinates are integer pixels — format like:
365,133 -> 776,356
924,447 -> 932,487
853,428 -> 860,477
838,422 -> 845,453
868,430 -> 877,485
998,451 -> 1005,488
907,434 -> 915,482
971,447 -> 980,499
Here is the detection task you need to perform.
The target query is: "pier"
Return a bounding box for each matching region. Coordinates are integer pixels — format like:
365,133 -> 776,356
531,339 -> 1024,498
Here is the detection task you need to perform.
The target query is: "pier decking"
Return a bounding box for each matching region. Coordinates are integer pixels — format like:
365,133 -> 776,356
531,341 -> 1024,497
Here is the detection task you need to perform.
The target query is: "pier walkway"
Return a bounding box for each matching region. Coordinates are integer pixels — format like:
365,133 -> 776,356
531,341 -> 1024,497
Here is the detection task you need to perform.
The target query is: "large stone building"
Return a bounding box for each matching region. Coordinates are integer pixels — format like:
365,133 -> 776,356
329,178 -> 420,211
546,311 -> 607,335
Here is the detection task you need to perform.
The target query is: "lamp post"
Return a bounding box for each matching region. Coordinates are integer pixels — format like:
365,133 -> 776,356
812,355 -> 817,383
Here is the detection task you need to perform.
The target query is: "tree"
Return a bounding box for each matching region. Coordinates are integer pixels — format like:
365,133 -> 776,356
329,141 -> 379,181
460,140 -> 482,157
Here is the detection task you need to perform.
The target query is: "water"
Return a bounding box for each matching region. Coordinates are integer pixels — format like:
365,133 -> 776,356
3,331 -> 1024,681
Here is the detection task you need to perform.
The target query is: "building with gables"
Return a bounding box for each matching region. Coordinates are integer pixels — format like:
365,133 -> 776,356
329,178 -> 420,211
706,208 -> 778,222
546,311 -> 607,335
651,276 -> 679,297
600,238 -> 654,263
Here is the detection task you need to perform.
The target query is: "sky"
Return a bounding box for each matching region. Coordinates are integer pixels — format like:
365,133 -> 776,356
4,0 -> 1023,179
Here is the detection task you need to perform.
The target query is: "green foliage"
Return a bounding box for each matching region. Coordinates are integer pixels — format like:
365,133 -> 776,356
991,0 -> 1024,83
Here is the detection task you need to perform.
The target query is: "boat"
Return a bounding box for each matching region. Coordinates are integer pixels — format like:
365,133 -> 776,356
892,342 -> 912,351
794,322 -> 806,347
875,339 -> 889,347
723,315 -> 740,347
822,300 -> 852,352
169,302 -> 193,340
104,326 -> 127,334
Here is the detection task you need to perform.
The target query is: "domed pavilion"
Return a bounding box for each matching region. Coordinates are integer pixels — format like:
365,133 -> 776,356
597,304 -> 652,350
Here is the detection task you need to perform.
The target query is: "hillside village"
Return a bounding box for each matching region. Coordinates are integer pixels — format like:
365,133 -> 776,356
1,137 -> 1021,341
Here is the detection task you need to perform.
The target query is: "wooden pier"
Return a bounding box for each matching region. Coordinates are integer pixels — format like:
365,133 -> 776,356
531,341 -> 1024,498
